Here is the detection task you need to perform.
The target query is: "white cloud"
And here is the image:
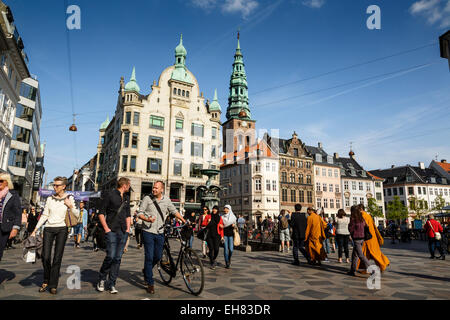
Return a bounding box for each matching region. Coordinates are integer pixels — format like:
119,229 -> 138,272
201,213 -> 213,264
301,0 -> 325,9
221,0 -> 259,18
191,0 -> 217,9
410,0 -> 450,28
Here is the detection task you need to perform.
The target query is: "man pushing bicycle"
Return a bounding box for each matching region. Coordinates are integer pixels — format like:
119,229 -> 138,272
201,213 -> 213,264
138,180 -> 187,294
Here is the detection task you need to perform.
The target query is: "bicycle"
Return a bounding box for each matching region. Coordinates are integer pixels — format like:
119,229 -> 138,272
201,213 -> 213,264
157,223 -> 205,295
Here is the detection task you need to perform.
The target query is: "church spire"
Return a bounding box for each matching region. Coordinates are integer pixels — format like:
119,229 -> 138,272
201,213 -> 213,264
226,31 -> 251,121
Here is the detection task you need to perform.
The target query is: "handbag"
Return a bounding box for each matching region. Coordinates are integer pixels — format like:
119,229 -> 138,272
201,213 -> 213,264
364,223 -> 372,241
65,196 -> 79,227
428,221 -> 442,241
197,227 -> 208,240
233,226 -> 241,246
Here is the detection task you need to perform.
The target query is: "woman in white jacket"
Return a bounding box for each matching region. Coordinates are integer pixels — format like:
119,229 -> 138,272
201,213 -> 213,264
222,205 -> 237,269
31,176 -> 79,295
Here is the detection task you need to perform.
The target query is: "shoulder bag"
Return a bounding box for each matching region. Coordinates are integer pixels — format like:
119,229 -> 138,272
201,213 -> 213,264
428,221 -> 442,241
65,195 -> 79,227
150,195 -> 168,233
233,226 -> 241,246
364,222 -> 372,241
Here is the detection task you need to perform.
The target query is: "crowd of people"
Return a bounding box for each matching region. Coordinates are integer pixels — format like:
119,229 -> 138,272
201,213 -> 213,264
0,171 -> 448,297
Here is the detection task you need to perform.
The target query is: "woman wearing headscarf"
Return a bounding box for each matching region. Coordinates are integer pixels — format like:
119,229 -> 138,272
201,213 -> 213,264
205,205 -> 223,270
222,205 -> 237,269
0,173 -> 22,261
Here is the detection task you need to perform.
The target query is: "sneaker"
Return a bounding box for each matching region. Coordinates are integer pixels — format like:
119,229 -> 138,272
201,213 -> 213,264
110,286 -> 118,294
347,271 -> 356,276
93,248 -> 99,252
96,280 -> 105,292
437,255 -> 445,260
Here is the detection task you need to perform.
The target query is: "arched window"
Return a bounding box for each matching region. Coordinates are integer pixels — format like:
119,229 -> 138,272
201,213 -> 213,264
182,90 -> 185,97
178,58 -> 181,64
173,88 -> 176,95
178,89 -> 181,95
186,91 -> 189,98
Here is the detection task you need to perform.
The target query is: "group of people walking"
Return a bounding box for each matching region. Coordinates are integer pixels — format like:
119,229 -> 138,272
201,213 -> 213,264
287,203 -> 390,277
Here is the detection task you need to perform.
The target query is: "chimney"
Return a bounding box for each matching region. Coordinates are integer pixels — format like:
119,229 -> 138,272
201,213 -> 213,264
419,162 -> 425,170
334,152 -> 339,159
441,159 -> 447,163
391,165 -> 395,168
318,142 -> 323,149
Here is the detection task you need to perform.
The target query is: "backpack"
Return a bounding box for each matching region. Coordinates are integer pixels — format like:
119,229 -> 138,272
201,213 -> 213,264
281,216 -> 289,230
326,223 -> 335,237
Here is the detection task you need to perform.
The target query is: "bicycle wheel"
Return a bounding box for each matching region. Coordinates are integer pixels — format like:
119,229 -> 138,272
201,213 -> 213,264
157,245 -> 173,285
180,248 -> 204,295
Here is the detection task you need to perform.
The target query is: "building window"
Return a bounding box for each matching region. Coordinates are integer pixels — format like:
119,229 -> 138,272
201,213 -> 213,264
255,179 -> 262,191
125,111 -> 131,124
190,163 -> 203,178
281,172 -> 287,183
329,184 -> 333,192
376,192 -> 382,201
133,112 -> 140,126
345,198 -> 350,207
323,199 -> 328,208
266,162 -> 271,171
375,181 -> 381,188
131,133 -> 138,148
245,180 -> 249,193
306,175 -> 311,184
173,160 -> 182,176
316,183 -> 321,191
150,115 -> 164,129
290,160 -> 295,167
336,199 -> 340,209
408,187 -> 414,195
334,169 -> 339,177
174,138 -> 183,154
15,104 -> 34,122
20,82 -> 37,101
148,136 -> 163,151
255,162 -> 261,172
191,142 -> 203,157
281,158 -> 286,166
191,123 -> 204,137
272,180 -> 277,191
299,174 -> 304,184
8,149 -> 27,168
266,179 -> 271,191
344,181 -> 349,190
130,156 -> 136,172
323,183 -> 327,192
299,190 -> 305,202
176,119 -> 184,131
307,191 -> 313,203
293,148 -> 299,157
352,182 -> 357,190
317,198 -> 322,208
359,182 -> 363,191
291,189 -> 296,202
393,188 -> 398,196
328,169 -> 332,177
399,188 -> 404,195
147,158 -> 162,174
336,184 -> 340,193
282,189 -> 288,202
387,189 -> 392,196
12,126 -> 31,143
123,132 -> 130,148
423,187 -> 426,195
322,168 -> 326,176
290,173 -> 295,183
360,197 -> 365,205
306,162 -> 311,169
212,127 -> 217,139
121,156 -> 128,172
173,88 -> 177,95
366,182 -> 371,191
353,197 -> 358,205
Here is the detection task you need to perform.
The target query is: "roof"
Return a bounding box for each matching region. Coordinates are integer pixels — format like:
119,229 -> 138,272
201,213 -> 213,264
209,89 -> 221,112
333,156 -> 372,180
370,165 -> 448,186
367,171 -> 384,181
220,139 -> 277,168
124,67 -> 140,93
305,145 -> 340,167
436,161 -> 450,174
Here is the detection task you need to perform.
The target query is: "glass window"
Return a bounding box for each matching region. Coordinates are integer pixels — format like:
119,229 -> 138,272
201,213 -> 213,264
211,145 -> 216,158
316,183 -> 321,191
399,188 -> 404,195
282,172 -> 287,182
307,191 -> 312,203
15,104 -> 34,122
352,181 -> 357,190
334,169 -> 339,177
336,199 -> 341,209
191,123 -> 204,137
125,111 -> 131,124
266,179 -> 271,191
191,142 -> 203,157
272,180 -> 277,191
176,118 -> 184,131
174,160 -> 182,176
336,184 -> 340,193
329,184 -> 333,192
359,182 -> 363,191
299,174 -> 303,184
322,168 -> 326,176
344,181 -> 349,190
12,126 -> 31,143
131,133 -> 138,148
150,115 -> 164,129
130,156 -> 136,172
148,136 -> 163,151
255,179 -> 261,191
291,189 -> 296,202
147,158 -> 162,174
282,189 -> 288,201
290,173 -> 295,183
190,163 -> 203,178
174,138 -> 183,154
8,149 -> 28,168
123,132 -> 129,148
328,169 -> 332,177
20,82 -> 37,101
323,183 -> 327,192
408,187 -> 414,195
306,175 -> 311,184
293,148 -> 298,157
324,199 -> 328,208
212,127 -> 217,139
121,155 -> 128,172
133,112 -> 140,126
299,190 -> 305,202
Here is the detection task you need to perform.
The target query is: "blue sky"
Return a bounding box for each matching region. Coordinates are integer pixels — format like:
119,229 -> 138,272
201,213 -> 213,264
8,0 -> 450,182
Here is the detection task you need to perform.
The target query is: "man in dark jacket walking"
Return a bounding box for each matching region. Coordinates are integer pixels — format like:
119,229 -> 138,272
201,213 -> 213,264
290,204 -> 311,265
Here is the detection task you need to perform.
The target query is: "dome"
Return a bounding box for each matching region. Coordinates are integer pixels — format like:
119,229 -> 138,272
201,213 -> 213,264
209,89 -> 221,112
175,34 -> 187,56
100,115 -> 110,130
124,67 -> 140,93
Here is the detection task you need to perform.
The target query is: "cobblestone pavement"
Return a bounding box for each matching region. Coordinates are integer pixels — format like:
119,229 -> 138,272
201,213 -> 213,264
0,237 -> 448,300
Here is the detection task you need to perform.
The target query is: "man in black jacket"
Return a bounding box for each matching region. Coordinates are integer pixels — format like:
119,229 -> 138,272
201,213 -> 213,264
289,203 -> 311,265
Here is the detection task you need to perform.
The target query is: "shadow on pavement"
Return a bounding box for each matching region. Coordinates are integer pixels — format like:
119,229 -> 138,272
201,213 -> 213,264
389,270 -> 450,283
0,269 -> 15,284
81,269 -> 100,289
18,270 -> 42,287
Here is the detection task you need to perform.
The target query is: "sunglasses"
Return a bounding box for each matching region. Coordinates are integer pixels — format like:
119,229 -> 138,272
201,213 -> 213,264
0,180 -> 4,183
53,184 -> 64,187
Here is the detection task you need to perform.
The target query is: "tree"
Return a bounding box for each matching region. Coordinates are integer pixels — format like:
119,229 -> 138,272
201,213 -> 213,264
433,194 -> 446,212
386,196 -> 408,221
367,197 -> 383,218
408,196 -> 429,219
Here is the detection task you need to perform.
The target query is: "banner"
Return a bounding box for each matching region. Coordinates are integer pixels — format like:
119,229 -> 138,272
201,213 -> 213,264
38,189 -> 101,201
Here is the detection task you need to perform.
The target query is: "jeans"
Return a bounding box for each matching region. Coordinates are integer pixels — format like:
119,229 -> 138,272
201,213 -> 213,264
223,235 -> 234,264
428,238 -> 444,257
142,232 -> 164,286
336,234 -> 350,259
324,238 -> 330,254
292,238 -> 310,263
42,226 -> 69,289
350,239 -> 372,272
189,235 -> 194,248
99,230 -> 128,286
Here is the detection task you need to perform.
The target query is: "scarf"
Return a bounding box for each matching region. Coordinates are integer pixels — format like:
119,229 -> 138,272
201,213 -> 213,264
222,205 -> 236,228
0,187 -> 9,201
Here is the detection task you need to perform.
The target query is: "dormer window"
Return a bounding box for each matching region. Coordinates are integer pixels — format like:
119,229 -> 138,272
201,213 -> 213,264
173,88 -> 176,95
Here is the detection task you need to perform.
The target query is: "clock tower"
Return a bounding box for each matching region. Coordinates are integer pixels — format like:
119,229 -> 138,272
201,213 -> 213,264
222,32 -> 256,156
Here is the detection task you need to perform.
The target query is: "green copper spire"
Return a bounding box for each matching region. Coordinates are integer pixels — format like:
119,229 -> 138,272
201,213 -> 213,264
226,32 -> 251,121
209,89 -> 221,111
171,34 -> 193,84
100,115 -> 110,130
124,67 -> 140,93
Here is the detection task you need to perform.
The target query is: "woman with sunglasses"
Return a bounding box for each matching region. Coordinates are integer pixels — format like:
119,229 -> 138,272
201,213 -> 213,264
31,176 -> 79,294
198,206 -> 211,258
0,173 -> 22,261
